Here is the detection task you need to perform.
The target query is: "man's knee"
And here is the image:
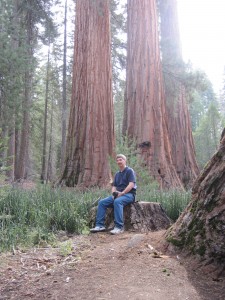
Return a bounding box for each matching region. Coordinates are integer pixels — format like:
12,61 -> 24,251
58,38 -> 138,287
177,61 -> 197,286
98,196 -> 113,207
114,197 -> 123,206
98,199 -> 106,207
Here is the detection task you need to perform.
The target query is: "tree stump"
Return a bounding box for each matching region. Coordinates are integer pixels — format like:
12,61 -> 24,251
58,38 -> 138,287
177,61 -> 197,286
89,202 -> 172,232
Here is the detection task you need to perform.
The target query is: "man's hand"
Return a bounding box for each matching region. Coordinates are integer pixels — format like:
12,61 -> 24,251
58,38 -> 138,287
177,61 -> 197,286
112,191 -> 119,199
117,182 -> 135,197
117,191 -> 125,198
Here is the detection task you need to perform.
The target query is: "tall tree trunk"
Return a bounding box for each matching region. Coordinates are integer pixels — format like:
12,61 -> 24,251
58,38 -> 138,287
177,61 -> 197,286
59,0 -> 115,187
6,0 -> 19,181
166,128 -> 225,269
47,95 -> 54,183
40,43 -> 50,183
60,0 -> 68,171
159,0 -> 199,188
15,9 -> 33,180
6,124 -> 15,180
123,0 -> 182,189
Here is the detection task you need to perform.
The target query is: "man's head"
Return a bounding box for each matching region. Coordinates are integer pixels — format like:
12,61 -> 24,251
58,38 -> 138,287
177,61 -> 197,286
116,154 -> 127,170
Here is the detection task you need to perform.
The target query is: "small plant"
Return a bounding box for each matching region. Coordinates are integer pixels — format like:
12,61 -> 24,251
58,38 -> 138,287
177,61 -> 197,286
59,240 -> 73,257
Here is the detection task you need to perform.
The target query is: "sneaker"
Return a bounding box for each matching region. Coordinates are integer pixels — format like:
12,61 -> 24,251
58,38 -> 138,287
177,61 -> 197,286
110,227 -> 124,235
90,226 -> 106,233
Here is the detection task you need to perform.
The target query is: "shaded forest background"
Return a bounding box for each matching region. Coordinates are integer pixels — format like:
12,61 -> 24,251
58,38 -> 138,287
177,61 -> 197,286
0,0 -> 225,187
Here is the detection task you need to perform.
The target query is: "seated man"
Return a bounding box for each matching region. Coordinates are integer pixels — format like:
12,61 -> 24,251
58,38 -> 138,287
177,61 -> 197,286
90,154 -> 137,234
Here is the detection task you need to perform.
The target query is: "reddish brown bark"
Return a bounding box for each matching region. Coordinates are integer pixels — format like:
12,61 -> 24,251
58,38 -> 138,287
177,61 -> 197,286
123,0 -> 182,189
59,0 -> 115,187
166,129 -> 225,267
159,0 -> 199,188
165,89 -> 199,188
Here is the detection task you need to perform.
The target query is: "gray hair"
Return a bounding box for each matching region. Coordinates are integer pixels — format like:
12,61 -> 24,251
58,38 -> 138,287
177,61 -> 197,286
116,154 -> 127,161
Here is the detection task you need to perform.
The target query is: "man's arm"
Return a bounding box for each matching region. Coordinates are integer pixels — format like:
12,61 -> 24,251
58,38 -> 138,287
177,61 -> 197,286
112,186 -> 117,193
118,182 -> 135,197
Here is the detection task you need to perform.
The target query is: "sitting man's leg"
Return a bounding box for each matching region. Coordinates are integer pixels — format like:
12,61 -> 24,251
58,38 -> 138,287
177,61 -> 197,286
90,195 -> 114,233
110,193 -> 135,234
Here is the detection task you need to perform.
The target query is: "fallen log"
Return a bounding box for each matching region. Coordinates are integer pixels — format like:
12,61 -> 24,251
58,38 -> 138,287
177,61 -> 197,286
89,202 -> 172,232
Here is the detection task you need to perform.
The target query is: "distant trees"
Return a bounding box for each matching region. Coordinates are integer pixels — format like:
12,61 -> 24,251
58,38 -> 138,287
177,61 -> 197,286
158,0 -> 199,188
0,0 -> 74,182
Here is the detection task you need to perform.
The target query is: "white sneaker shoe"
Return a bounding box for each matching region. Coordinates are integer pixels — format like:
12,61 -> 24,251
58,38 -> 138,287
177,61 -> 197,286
90,226 -> 106,233
110,227 -> 124,235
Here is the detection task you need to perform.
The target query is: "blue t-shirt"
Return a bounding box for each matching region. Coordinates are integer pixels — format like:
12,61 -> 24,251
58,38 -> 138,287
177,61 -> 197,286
113,167 -> 137,194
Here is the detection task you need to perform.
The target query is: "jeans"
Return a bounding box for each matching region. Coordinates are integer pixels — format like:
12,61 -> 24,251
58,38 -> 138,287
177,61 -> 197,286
95,193 -> 135,229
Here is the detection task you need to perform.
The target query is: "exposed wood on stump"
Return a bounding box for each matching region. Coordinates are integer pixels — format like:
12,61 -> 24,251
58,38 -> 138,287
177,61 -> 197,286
90,202 -> 172,232
58,0 -> 115,187
123,0 -> 183,189
159,0 -> 199,188
166,129 -> 225,265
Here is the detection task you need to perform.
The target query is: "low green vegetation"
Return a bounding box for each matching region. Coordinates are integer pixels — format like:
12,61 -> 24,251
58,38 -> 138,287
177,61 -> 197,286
138,186 -> 191,221
0,184 -> 191,252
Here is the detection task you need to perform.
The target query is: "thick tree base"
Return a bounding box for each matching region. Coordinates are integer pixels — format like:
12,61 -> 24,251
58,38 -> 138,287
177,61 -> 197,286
89,202 -> 172,232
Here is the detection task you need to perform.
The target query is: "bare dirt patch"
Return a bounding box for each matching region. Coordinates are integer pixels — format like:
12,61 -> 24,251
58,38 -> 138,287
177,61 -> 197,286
0,230 -> 224,300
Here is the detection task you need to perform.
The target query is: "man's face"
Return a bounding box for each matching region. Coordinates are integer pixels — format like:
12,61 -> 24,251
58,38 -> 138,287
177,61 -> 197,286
116,157 -> 126,169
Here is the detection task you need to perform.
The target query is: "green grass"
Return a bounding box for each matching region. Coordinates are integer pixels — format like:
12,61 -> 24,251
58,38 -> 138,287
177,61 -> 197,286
137,186 -> 191,221
0,184 -> 191,252
0,185 -> 108,252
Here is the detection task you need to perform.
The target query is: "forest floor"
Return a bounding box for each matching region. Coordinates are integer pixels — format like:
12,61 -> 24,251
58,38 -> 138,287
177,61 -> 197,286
0,230 -> 224,300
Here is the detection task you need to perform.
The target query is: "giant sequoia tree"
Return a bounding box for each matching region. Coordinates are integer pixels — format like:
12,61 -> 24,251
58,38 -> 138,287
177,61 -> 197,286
159,0 -> 199,188
123,0 -> 182,188
166,128 -> 225,268
59,0 -> 115,187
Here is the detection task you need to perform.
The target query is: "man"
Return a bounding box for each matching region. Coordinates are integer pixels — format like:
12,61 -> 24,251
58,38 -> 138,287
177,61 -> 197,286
90,154 -> 137,234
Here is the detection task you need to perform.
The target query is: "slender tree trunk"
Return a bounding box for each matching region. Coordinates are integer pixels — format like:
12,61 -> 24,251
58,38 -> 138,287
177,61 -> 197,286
6,0 -> 19,181
60,0 -> 68,171
15,73 -> 30,180
15,10 -> 33,180
40,43 -> 50,183
0,126 -> 7,169
159,0 -> 199,188
123,0 -> 182,189
47,95 -> 54,183
59,0 -> 115,187
14,123 -> 20,175
6,124 -> 15,180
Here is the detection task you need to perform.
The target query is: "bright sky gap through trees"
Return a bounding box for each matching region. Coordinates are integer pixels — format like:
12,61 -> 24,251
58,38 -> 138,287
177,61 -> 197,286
177,0 -> 225,93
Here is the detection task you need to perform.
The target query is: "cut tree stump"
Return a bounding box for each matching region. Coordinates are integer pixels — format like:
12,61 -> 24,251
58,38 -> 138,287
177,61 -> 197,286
89,202 -> 172,232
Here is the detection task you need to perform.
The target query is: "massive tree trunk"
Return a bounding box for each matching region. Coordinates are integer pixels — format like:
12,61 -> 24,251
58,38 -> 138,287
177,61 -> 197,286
123,0 -> 182,189
159,0 -> 199,188
166,128 -> 225,267
59,0 -> 115,187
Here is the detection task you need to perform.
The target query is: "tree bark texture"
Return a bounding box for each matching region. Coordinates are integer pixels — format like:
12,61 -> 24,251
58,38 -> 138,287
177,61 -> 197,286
89,202 -> 172,232
60,0 -> 115,187
15,8 -> 33,180
40,43 -> 50,183
166,129 -> 225,264
60,0 -> 67,172
123,0 -> 182,189
165,88 -> 199,188
159,0 -> 199,188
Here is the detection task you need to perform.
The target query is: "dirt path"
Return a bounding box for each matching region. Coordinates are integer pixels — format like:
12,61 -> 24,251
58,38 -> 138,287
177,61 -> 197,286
0,231 -> 224,300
